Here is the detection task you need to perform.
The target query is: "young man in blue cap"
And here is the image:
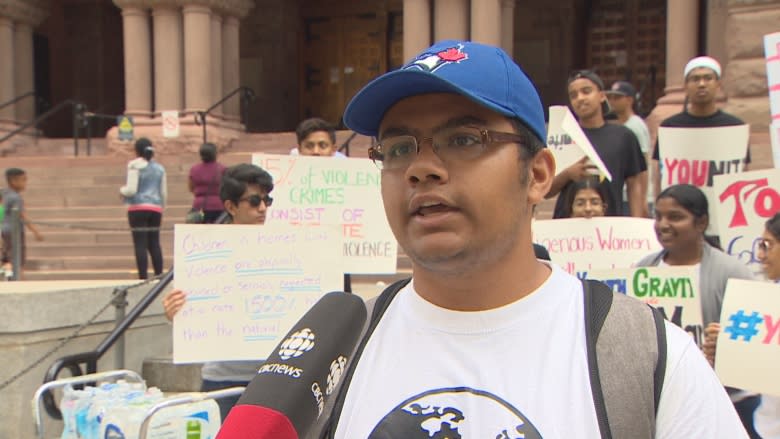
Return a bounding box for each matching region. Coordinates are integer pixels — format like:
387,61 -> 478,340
322,41 -> 746,438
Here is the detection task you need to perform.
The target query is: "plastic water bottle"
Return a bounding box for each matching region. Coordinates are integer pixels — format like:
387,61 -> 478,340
59,385 -> 80,439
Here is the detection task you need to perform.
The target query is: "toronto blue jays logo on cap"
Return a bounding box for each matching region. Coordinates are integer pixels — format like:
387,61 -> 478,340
404,44 -> 469,73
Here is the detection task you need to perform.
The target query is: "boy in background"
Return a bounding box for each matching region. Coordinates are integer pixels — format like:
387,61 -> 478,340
2,168 -> 43,280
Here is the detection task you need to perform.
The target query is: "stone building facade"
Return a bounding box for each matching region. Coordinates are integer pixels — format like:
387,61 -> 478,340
0,0 -> 776,157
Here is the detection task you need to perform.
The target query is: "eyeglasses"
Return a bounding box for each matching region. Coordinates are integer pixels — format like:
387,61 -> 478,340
369,125 -> 535,171
759,238 -> 775,253
239,194 -> 273,207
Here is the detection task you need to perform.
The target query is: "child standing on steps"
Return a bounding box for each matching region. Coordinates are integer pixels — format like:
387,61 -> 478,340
1,168 -> 44,280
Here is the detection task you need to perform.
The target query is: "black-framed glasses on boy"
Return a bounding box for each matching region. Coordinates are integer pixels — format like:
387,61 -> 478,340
368,125 -> 537,171
759,238 -> 775,253
239,194 -> 273,207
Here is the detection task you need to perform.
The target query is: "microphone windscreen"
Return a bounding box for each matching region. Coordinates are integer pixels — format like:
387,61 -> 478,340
218,291 -> 367,438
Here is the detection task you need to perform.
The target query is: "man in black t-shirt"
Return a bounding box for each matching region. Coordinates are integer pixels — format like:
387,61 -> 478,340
547,70 -> 648,218
652,56 -> 751,197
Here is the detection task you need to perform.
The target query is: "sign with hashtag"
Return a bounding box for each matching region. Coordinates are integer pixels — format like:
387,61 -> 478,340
532,217 -> 661,276
714,278 -> 780,396
586,266 -> 703,345
713,168 -> 780,277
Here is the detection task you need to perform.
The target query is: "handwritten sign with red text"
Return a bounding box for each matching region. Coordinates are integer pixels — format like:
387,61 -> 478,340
586,266 -> 703,345
713,169 -> 780,277
715,279 -> 780,396
658,125 -> 749,233
253,154 -> 397,274
532,217 -> 661,276
765,32 -> 780,167
173,224 -> 343,363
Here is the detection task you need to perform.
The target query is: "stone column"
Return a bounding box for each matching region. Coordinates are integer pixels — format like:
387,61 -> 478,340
434,0 -> 468,42
13,22 -> 35,124
210,13 -> 223,116
501,0 -> 515,56
119,6 -> 152,116
183,4 -> 211,112
0,17 -> 15,123
221,15 -> 240,118
471,0 -> 501,47
403,0 -> 431,62
153,6 -> 184,113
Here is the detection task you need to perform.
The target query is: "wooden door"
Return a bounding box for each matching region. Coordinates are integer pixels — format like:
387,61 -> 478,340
586,0 -> 666,116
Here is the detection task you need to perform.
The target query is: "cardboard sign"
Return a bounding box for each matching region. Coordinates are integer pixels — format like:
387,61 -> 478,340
713,169 -> 780,277
172,224 -> 343,363
587,266 -> 703,345
547,105 -> 612,180
532,217 -> 661,276
162,110 -> 180,138
658,125 -> 750,233
715,279 -> 780,396
252,153 -> 397,274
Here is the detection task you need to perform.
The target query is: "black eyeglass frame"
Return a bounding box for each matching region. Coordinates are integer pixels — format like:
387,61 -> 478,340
368,125 -> 540,170
238,194 -> 274,207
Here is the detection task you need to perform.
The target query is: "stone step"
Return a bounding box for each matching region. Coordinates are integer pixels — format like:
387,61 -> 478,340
142,356 -> 203,393
23,268 -> 144,280
27,242 -> 172,257
24,230 -> 173,244
26,255 -> 174,271
28,205 -> 194,218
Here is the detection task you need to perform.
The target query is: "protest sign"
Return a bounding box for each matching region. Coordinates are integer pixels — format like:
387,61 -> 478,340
587,266 -> 703,345
162,110 -> 180,138
714,168 -> 780,276
252,153 -> 397,274
764,32 -> 780,167
715,279 -> 780,396
547,105 -> 612,180
658,125 -> 749,233
173,224 -> 343,363
532,217 -> 661,276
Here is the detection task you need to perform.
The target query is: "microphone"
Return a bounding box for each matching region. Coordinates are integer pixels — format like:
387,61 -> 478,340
216,291 -> 368,439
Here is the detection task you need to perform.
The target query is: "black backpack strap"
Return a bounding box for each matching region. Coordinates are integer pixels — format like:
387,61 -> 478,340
320,278 -> 411,439
650,306 -> 667,414
582,279 -> 614,439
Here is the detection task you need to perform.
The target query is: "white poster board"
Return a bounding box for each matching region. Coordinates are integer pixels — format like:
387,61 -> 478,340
532,217 -> 661,276
161,110 -> 180,138
253,154 -> 397,274
547,105 -> 612,180
764,32 -> 780,167
715,279 -> 780,396
172,224 -> 343,363
587,266 -> 703,345
658,125 -> 750,233
713,168 -> 780,277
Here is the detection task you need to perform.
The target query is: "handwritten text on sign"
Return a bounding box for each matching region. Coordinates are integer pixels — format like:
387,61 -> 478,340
586,266 -> 703,345
173,224 -> 343,363
714,169 -> 780,277
253,154 -> 397,274
715,279 -> 780,396
658,125 -> 749,233
532,217 -> 661,276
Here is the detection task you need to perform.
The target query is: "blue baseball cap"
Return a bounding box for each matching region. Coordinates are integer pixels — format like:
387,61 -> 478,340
343,40 -> 546,144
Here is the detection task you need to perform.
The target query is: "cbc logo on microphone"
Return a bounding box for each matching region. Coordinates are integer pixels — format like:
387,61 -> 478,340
326,356 -> 347,395
278,328 -> 316,360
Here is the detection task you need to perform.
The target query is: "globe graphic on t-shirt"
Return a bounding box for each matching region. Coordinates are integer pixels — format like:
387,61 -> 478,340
368,387 -> 542,439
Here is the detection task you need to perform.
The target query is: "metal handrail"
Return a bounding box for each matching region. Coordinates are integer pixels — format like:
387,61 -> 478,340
0,99 -> 86,155
339,131 -> 358,157
194,86 -> 255,144
40,270 -> 174,420
0,91 -> 34,112
139,387 -> 246,439
32,369 -> 144,439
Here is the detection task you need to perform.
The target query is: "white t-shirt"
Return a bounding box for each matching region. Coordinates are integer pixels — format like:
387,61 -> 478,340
334,264 -> 746,438
757,395 -> 780,439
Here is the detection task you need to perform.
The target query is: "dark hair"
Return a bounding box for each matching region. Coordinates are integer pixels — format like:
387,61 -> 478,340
134,138 -> 154,160
559,176 -> 609,218
766,212 -> 780,241
5,168 -> 25,182
220,163 -> 274,205
199,142 -> 218,163
296,117 -> 336,145
656,184 -> 721,249
567,69 -> 604,90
